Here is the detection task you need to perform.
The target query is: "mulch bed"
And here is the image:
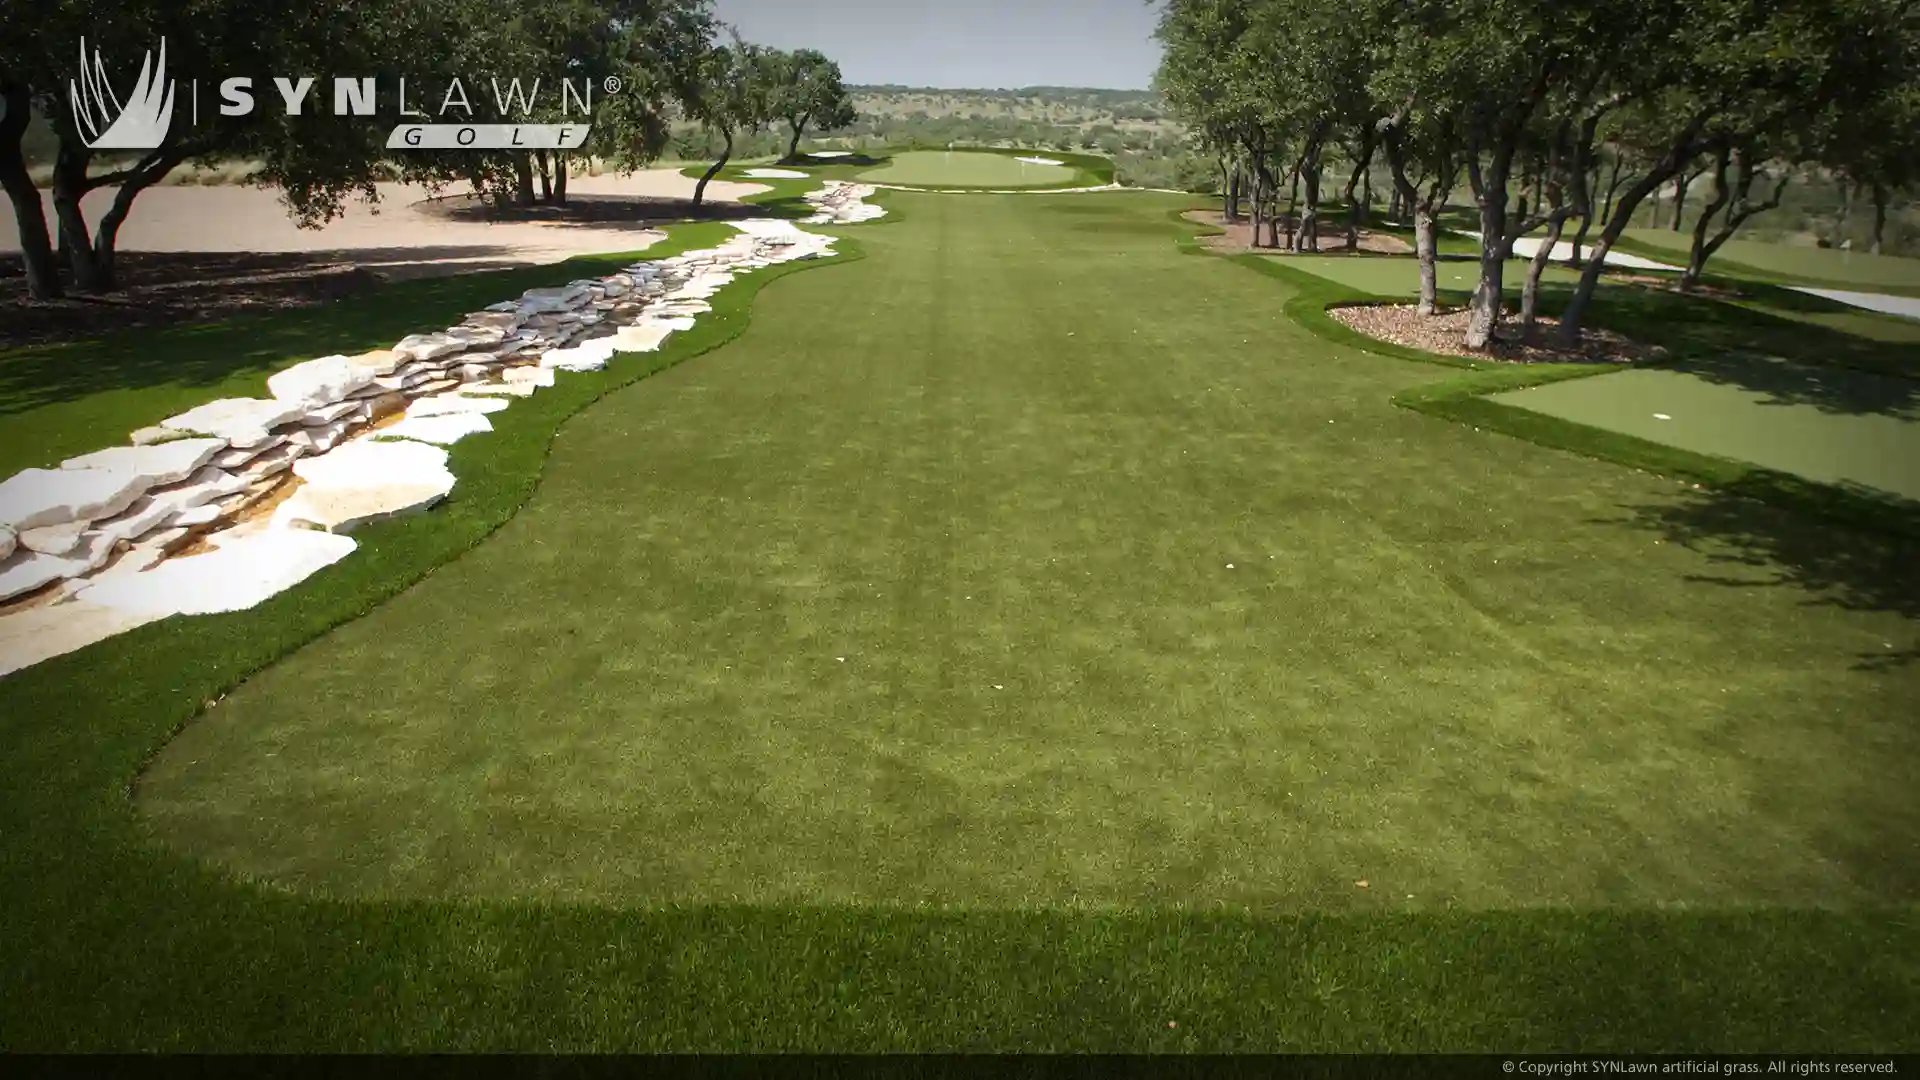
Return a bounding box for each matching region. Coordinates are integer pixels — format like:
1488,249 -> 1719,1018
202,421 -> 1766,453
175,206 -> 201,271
1185,209 -> 1412,255
0,252 -> 386,351
1327,302 -> 1665,365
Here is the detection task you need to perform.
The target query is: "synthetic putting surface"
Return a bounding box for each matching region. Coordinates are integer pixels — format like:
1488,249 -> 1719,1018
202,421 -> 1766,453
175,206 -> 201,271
858,150 -> 1078,188
1491,358 -> 1920,500
1620,228 -> 1920,293
139,192 -> 1920,913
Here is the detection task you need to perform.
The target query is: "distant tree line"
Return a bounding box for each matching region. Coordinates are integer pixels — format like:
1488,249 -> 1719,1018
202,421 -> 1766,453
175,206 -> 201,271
0,0 -> 856,299
1154,0 -> 1920,350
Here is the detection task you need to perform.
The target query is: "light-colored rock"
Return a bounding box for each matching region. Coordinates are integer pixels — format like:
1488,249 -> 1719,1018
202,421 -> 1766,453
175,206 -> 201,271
210,436 -> 287,470
347,349 -> 406,377
161,398 -> 307,447
393,332 -> 466,362
539,339 -> 618,372
285,419 -> 356,455
19,521 -> 86,556
0,525 -> 12,561
447,324 -> 508,348
155,467 -> 251,508
267,354 -> 374,408
89,495 -> 179,548
610,323 -> 676,353
236,444 -> 304,483
461,381 -> 537,398
0,600 -> 168,679
373,413 -> 493,446
291,438 -> 454,494
517,285 -> 591,315
0,531 -> 115,601
61,438 -> 226,485
171,504 -> 223,528
408,394 -> 511,417
77,529 -> 358,619
503,366 -> 557,387
301,400 -> 365,425
0,467 -> 153,532
465,311 -> 522,330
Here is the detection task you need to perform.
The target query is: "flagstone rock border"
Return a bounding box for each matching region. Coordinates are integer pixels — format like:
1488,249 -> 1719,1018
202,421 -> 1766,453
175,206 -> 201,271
0,185 -> 886,678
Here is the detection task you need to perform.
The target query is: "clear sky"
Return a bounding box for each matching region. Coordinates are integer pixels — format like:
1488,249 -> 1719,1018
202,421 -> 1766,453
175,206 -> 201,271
711,0 -> 1164,90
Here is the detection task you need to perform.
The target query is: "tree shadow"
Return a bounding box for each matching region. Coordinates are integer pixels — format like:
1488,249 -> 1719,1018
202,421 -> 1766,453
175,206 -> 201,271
0,250 -> 644,417
1609,479 -> 1920,671
418,193 -> 764,227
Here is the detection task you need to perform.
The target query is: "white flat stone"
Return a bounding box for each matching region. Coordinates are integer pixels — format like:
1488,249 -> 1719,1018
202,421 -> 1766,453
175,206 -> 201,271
270,483 -> 450,533
236,444 -> 304,483
610,323 -> 676,353
0,467 -> 153,532
61,438 -> 226,483
161,398 -> 307,447
408,393 -> 510,418
301,400 -> 365,425
129,425 -> 195,446
503,366 -> 556,387
78,529 -> 358,618
209,436 -> 286,470
465,311 -> 522,330
373,412 -> 493,446
291,438 -> 454,501
19,521 -> 86,556
447,324 -> 508,348
89,495 -> 179,548
0,525 -> 12,561
0,531 -> 115,601
171,504 -> 222,528
517,285 -> 591,315
267,354 -> 374,408
540,339 -> 618,372
0,599 -> 168,679
392,332 -> 466,362
742,168 -> 810,179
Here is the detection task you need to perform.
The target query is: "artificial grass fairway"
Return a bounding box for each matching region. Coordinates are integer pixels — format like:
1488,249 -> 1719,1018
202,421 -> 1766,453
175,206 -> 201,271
142,192 -> 1920,912
1618,228 -> 1920,294
1492,361 -> 1920,500
2,191 -> 1918,1050
858,150 -> 1078,188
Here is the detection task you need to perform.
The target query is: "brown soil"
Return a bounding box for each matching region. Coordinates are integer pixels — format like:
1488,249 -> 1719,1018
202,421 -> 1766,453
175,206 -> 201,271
1327,302 -> 1665,365
1185,209 -> 1412,255
0,253 -> 386,351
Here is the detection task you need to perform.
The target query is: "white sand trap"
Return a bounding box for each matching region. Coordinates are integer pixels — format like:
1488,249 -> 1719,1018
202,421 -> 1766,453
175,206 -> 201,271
1015,156 -> 1065,166
742,168 -> 810,179
1459,230 -> 1679,272
809,151 -> 853,158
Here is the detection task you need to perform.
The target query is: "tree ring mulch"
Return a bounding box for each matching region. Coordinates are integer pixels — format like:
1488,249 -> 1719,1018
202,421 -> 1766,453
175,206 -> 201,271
1327,302 -> 1665,365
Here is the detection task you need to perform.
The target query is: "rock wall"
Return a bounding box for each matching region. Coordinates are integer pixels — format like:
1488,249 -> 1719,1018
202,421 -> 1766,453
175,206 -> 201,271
0,191 -> 884,679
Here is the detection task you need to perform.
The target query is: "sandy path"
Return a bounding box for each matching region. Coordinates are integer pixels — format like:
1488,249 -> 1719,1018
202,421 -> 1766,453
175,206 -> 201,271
0,169 -> 770,279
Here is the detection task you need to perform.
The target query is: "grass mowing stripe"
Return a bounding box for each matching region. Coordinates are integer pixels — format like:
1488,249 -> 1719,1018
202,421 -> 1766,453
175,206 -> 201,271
0,191 -> 1916,1051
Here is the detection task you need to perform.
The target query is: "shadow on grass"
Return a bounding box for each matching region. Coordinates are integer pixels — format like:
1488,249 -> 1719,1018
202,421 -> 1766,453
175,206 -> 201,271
1612,478 -> 1920,670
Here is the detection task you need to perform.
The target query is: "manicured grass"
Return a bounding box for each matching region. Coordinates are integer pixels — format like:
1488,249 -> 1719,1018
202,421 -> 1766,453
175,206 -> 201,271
1492,361 -> 1920,500
1615,228 -> 1920,296
1279,253 -> 1583,296
859,150 -> 1081,189
4,188 -> 1919,1050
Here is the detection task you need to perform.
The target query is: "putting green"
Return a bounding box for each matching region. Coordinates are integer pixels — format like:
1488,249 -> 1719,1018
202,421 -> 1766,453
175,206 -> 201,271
1621,229 -> 1920,292
1492,358 -> 1920,500
858,151 -> 1078,188
1283,255 -> 1582,296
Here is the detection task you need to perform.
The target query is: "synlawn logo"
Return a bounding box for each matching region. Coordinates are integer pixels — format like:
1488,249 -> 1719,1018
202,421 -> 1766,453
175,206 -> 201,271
68,38 -> 605,151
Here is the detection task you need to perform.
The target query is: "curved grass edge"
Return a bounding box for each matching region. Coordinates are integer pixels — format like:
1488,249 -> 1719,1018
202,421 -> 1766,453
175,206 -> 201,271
1166,208 -> 1920,540
0,187 -> 1916,1054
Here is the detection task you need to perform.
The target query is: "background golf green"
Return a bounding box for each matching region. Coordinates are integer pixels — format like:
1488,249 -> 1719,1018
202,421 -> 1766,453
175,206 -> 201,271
858,150 -> 1079,188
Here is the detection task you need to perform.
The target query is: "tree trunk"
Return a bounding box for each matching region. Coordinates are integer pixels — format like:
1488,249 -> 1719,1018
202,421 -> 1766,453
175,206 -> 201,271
1465,151 -> 1515,351
553,153 -> 568,205
50,152 -> 109,293
535,150 -> 552,203
1342,143 -> 1373,251
1669,169 -> 1694,231
1682,144 -> 1735,290
514,155 -> 536,205
1519,210 -> 1570,340
1298,126 -> 1330,253
1413,200 -> 1439,315
1282,159 -> 1301,250
786,117 -> 807,162
1557,116 -> 1710,348
1833,179 -> 1853,246
694,129 -> 732,208
1227,161 -> 1242,221
0,80 -> 62,299
1870,183 -> 1888,255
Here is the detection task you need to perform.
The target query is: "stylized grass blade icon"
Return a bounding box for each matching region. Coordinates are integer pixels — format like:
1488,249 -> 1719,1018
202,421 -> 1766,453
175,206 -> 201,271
70,37 -> 175,150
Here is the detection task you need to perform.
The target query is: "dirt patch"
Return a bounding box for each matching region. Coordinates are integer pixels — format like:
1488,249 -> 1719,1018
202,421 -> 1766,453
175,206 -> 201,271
1327,302 -> 1665,365
0,252 -> 387,351
1185,209 -> 1411,255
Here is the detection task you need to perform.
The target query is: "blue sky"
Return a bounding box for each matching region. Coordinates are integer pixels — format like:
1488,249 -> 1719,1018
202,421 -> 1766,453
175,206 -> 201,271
711,0 -> 1165,90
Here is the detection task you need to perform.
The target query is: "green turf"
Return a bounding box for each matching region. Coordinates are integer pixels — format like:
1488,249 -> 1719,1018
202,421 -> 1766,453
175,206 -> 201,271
4,189 -> 1919,1051
1279,254 -> 1583,297
1491,361 -> 1920,500
858,150 -> 1079,188
1616,228 -> 1920,295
